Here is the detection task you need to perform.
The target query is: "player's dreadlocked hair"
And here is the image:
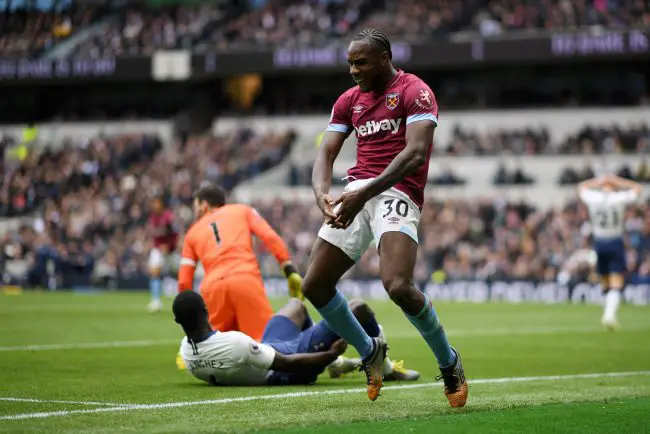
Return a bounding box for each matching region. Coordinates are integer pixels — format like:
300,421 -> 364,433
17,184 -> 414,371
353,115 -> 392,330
354,28 -> 392,59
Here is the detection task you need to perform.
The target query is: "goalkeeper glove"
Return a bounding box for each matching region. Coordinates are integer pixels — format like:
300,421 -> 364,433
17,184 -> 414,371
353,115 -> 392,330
282,261 -> 304,300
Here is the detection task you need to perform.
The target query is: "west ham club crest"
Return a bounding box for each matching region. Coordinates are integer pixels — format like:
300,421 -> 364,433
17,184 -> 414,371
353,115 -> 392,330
386,92 -> 399,110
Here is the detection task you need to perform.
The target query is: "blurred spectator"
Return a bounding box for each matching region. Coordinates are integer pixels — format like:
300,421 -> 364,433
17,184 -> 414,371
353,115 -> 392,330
468,0 -> 650,36
210,0 -> 376,49
444,123 -> 650,156
0,2 -> 107,58
443,125 -> 551,155
430,165 -> 466,186
559,159 -> 650,185
493,161 -> 535,185
560,124 -> 650,154
70,2 -> 239,58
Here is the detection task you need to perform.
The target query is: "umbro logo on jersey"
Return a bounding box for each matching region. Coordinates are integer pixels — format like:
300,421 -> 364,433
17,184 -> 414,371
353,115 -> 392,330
354,118 -> 402,137
353,104 -> 364,113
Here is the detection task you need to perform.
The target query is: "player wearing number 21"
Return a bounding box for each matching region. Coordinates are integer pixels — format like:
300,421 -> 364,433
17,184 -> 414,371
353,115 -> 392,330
177,183 -> 304,342
578,174 -> 642,330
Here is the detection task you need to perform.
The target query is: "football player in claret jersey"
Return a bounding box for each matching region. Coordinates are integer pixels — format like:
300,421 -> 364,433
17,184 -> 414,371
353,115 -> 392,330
147,196 -> 179,312
301,28 -> 467,406
578,174 -> 642,330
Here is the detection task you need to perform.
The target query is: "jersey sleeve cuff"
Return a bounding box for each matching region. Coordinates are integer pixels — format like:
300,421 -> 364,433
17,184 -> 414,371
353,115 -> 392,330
326,124 -> 350,133
258,343 -> 277,370
406,113 -> 438,125
180,258 -> 197,267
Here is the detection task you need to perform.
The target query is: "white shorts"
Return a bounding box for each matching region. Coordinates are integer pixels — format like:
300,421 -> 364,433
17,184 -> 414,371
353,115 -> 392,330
148,248 -> 180,273
317,179 -> 421,262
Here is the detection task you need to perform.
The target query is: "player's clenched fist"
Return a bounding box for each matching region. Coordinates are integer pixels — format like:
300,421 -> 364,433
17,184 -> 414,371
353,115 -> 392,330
329,339 -> 349,356
316,193 -> 338,223
331,190 -> 367,229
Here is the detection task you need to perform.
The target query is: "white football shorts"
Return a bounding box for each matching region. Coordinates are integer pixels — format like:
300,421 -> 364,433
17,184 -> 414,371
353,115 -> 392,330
317,178 -> 421,262
147,248 -> 180,273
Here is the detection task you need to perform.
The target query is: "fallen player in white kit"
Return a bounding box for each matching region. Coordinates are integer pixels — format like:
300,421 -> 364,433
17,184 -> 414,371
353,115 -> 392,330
174,291 -> 418,386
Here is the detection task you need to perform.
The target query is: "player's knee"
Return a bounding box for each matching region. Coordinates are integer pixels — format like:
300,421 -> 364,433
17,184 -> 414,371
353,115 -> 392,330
383,276 -> 415,306
149,267 -> 162,278
287,298 -> 308,316
301,274 -> 317,299
301,273 -> 330,304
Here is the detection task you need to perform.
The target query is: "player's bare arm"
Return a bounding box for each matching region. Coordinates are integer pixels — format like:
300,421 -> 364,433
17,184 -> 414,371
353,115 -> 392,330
270,339 -> 348,372
578,176 -> 607,194
312,130 -> 347,222
333,120 -> 434,229
607,175 -> 642,193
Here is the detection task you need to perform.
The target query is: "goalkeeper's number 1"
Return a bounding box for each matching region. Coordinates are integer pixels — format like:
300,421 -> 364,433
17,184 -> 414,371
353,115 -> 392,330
209,222 -> 221,245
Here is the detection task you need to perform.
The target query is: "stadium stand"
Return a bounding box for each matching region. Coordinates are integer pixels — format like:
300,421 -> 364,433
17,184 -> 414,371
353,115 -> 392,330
1,0 -> 649,295
0,125 -> 295,288
0,1 -> 108,58
4,0 -> 649,57
69,2 -> 244,58
251,195 -> 650,286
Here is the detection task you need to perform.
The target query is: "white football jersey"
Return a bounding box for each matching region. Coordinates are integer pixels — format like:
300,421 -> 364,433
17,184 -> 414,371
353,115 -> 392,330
179,331 -> 276,386
579,189 -> 638,239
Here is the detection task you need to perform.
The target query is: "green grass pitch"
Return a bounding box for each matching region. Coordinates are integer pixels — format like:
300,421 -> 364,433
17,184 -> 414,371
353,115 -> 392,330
1,292 -> 650,433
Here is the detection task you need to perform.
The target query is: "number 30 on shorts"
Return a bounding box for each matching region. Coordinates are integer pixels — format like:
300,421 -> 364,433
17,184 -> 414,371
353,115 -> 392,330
382,199 -> 409,218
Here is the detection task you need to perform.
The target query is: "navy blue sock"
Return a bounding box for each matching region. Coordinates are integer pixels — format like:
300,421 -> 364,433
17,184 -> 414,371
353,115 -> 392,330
404,294 -> 455,367
317,290 -> 373,359
301,314 -> 314,331
360,316 -> 380,338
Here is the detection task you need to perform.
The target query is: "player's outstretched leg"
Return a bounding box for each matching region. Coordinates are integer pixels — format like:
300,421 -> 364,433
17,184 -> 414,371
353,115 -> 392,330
379,232 -> 467,408
302,238 -> 387,401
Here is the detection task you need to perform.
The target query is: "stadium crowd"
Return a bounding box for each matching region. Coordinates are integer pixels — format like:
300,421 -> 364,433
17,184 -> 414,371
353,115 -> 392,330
0,1 -> 108,58
0,128 -> 295,288
441,123 -> 650,155
3,118 -> 650,289
253,196 -> 650,287
3,0 -> 650,57
3,168 -> 650,289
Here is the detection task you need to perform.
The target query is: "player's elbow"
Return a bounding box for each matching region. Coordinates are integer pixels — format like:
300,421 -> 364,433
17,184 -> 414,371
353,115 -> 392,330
407,151 -> 426,172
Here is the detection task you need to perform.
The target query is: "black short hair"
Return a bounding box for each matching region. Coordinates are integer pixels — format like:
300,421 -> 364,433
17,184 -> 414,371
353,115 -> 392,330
353,28 -> 392,59
193,183 -> 226,207
172,291 -> 207,331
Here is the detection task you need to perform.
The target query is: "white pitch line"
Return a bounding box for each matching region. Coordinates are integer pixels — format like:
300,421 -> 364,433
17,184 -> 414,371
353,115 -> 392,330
0,339 -> 180,352
3,325 -> 641,352
1,370 -> 649,421
0,397 -> 123,406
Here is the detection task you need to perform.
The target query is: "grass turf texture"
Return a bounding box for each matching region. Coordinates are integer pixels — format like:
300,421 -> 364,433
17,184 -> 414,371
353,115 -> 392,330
0,292 -> 649,433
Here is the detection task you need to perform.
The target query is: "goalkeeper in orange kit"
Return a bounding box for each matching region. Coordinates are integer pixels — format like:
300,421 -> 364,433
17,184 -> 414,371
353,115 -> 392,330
177,183 -> 303,340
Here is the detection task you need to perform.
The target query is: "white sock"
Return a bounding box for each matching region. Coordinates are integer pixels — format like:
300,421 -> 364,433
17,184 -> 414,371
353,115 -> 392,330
603,290 -> 621,321
378,325 -> 394,374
